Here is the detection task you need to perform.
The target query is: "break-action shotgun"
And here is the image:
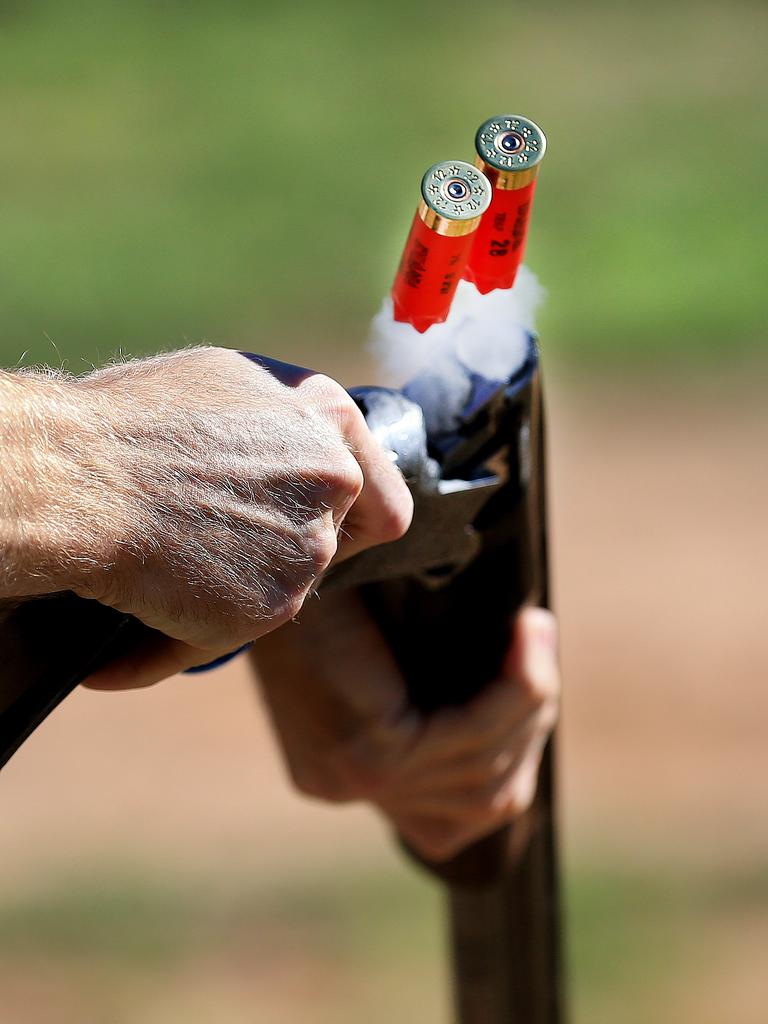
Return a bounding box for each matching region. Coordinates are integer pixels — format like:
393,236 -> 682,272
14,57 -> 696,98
0,336 -> 562,1023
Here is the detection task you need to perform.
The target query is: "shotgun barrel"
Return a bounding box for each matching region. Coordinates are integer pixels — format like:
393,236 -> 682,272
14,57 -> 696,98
336,339 -> 563,1024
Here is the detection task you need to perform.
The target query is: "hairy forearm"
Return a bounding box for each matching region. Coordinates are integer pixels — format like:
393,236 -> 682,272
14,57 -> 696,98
0,356 -> 266,605
0,369 -> 73,597
1,355 -> 272,604
0,347 -> 411,685
0,367 -> 124,599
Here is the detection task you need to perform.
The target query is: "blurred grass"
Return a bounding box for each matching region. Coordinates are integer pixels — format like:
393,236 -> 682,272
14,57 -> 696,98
0,861 -> 766,1023
0,0 -> 766,371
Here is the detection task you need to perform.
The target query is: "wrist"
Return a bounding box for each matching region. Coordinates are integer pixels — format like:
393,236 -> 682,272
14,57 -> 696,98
0,370 -> 112,599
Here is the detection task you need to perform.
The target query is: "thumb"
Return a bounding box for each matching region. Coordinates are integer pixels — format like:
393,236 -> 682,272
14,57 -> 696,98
83,633 -> 227,690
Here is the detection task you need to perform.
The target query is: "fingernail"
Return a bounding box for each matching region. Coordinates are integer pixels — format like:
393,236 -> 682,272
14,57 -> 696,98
526,613 -> 558,687
529,609 -> 558,655
504,608 -> 558,682
535,621 -> 558,656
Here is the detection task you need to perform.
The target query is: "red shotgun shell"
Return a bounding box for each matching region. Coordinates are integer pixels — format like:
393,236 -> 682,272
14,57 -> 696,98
392,160 -> 492,333
464,115 -> 547,294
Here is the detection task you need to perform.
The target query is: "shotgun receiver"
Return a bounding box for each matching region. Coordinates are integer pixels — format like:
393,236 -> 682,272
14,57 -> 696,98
0,336 -> 562,1023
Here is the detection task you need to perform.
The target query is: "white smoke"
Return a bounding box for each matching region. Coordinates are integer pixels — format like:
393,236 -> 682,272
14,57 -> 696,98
369,266 -> 546,433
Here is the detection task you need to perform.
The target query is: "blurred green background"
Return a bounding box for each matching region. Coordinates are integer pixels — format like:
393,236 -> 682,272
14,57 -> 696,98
1,0 -> 765,371
1,2 -> 767,1023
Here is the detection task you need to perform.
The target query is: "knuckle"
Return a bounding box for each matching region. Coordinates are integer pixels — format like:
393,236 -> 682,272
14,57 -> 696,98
327,382 -> 364,430
304,373 -> 356,422
502,776 -> 536,819
537,699 -> 560,735
311,444 -> 364,516
488,751 -> 514,780
275,588 -> 310,625
503,790 -> 527,819
299,377 -> 364,494
328,449 -> 365,506
519,663 -> 561,708
372,489 -> 414,544
303,521 -> 340,576
306,372 -> 344,399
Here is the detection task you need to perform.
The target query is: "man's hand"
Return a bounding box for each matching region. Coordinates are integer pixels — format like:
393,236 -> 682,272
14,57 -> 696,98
0,349 -> 412,687
251,591 -> 559,862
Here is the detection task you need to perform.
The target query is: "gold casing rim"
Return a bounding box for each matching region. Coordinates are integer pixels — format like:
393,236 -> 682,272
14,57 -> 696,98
474,159 -> 540,191
417,201 -> 482,236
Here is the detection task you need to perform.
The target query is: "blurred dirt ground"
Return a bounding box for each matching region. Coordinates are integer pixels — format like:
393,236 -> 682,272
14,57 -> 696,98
0,373 -> 766,1022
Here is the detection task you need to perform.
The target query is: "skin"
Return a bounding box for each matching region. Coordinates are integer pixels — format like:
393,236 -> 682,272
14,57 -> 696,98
252,593 -> 559,862
1,346 -> 560,857
0,347 -> 413,685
